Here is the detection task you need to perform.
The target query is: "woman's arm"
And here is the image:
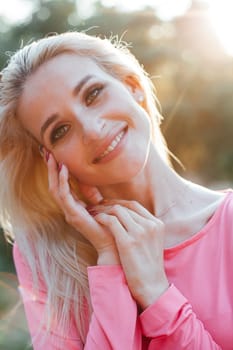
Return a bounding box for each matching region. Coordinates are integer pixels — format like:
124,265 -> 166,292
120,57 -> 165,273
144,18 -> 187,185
12,154 -> 141,349
140,284 -> 222,349
14,244 -> 142,350
94,200 -> 223,350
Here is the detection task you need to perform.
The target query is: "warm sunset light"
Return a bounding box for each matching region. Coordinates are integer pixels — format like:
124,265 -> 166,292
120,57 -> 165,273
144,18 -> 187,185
208,0 -> 233,56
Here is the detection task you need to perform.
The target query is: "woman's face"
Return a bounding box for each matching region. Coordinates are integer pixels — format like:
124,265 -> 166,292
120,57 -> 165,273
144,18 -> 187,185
18,53 -> 152,186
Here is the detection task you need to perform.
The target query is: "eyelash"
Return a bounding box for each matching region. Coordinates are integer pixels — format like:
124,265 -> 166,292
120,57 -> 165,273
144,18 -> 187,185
85,84 -> 104,106
50,125 -> 70,144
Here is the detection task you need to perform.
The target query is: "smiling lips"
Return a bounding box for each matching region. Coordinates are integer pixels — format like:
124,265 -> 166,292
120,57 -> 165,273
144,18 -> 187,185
93,128 -> 126,163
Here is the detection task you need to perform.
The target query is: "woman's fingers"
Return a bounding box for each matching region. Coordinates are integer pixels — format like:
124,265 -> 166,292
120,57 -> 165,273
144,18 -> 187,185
57,165 -> 100,230
98,205 -> 147,233
95,213 -> 127,245
46,155 -> 87,220
78,183 -> 103,205
90,202 -> 163,233
47,152 -> 60,201
70,189 -> 86,208
95,205 -> 168,309
93,199 -> 156,221
58,164 -> 82,216
44,154 -> 118,258
95,204 -> 162,241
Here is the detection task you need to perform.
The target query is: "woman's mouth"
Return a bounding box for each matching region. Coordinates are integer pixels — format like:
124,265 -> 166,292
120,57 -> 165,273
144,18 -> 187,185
93,127 -> 127,164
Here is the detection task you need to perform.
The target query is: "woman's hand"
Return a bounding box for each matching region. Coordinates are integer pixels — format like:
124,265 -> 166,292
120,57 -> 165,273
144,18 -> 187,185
46,152 -> 120,265
93,200 -> 169,310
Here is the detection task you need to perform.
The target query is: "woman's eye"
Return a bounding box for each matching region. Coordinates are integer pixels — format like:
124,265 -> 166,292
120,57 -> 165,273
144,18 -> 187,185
50,125 -> 70,144
85,85 -> 103,106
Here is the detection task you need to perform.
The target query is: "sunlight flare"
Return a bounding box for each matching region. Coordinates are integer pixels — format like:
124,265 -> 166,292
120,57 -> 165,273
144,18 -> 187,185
208,0 -> 233,56
100,0 -> 191,20
0,0 -> 33,23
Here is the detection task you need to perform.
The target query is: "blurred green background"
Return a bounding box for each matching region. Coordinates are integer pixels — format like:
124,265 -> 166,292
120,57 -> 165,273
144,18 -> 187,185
0,0 -> 232,348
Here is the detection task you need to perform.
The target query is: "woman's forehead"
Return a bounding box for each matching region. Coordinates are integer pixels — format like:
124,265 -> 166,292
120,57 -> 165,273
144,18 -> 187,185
31,53 -> 109,82
19,53 -> 114,108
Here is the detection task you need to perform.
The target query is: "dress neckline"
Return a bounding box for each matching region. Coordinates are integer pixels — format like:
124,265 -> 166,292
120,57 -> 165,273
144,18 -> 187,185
164,189 -> 232,257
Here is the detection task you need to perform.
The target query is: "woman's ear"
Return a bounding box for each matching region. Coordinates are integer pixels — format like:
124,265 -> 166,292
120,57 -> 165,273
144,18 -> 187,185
124,75 -> 144,104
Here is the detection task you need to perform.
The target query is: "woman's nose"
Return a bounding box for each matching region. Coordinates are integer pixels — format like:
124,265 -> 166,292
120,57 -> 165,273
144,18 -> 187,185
80,114 -> 106,145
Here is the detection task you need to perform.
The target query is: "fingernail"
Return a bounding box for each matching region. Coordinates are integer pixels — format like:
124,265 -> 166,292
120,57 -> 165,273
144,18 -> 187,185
87,209 -> 98,216
58,163 -> 63,173
46,151 -> 50,162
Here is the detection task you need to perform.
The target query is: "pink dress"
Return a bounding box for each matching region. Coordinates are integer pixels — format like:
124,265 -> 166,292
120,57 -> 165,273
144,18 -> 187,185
13,191 -> 233,349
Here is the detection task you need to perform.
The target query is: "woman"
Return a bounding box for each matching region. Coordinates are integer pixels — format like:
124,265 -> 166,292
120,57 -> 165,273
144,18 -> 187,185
0,32 -> 232,349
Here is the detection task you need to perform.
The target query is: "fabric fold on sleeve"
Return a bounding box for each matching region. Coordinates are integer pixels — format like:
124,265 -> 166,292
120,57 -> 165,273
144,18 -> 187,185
139,284 -> 221,349
87,265 -> 142,350
14,245 -> 142,350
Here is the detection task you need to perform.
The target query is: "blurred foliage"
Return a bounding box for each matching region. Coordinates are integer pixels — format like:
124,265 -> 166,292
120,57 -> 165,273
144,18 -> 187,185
0,231 -> 32,349
0,0 -> 233,348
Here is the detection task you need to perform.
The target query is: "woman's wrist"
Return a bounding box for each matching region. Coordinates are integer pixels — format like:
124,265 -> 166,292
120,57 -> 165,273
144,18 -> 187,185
137,281 -> 170,310
97,248 -> 121,266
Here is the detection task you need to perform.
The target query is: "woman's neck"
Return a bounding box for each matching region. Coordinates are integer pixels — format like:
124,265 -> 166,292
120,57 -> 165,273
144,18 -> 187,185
98,143 -> 190,215
98,143 -> 225,247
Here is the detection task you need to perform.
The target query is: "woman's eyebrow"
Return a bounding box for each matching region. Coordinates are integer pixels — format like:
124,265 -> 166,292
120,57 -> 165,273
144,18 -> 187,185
40,74 -> 95,141
40,114 -> 58,141
72,74 -> 94,97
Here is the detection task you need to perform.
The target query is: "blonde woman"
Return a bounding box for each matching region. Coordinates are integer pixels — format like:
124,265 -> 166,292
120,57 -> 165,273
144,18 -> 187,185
0,32 -> 232,349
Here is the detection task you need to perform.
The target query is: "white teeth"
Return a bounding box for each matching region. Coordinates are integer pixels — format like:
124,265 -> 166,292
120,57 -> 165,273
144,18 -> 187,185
97,130 -> 125,161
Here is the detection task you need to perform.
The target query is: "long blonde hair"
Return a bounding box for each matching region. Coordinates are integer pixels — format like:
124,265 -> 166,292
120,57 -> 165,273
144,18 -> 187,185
0,31 -> 167,343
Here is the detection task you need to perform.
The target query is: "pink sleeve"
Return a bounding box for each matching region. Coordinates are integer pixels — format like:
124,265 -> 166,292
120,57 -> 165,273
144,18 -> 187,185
13,245 -> 142,350
140,284 -> 222,349
87,266 -> 141,349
